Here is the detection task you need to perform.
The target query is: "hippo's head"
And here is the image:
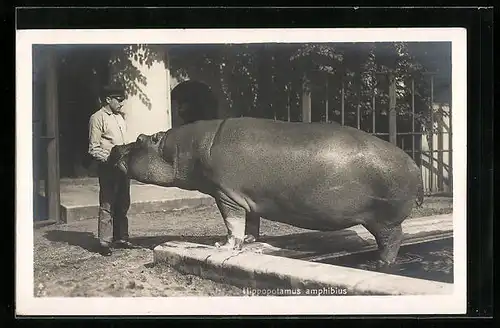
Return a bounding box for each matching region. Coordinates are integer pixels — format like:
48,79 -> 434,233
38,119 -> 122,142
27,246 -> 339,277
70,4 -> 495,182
108,131 -> 175,186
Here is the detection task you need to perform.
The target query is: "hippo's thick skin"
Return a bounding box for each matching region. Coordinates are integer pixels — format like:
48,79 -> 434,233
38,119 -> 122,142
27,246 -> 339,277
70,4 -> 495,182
109,117 -> 424,266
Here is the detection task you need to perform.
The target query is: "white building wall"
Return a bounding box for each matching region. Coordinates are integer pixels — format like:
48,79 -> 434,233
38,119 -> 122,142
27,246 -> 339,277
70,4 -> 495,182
109,46 -> 172,143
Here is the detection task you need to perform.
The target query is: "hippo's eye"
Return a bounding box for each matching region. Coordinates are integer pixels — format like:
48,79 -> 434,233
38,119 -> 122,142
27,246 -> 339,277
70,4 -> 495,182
152,133 -> 160,143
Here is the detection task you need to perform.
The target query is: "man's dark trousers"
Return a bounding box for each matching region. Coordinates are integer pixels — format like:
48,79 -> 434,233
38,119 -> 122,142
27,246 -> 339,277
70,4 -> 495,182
97,162 -> 131,244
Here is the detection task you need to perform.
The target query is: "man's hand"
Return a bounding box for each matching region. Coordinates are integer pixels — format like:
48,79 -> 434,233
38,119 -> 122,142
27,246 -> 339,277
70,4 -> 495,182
95,149 -> 110,163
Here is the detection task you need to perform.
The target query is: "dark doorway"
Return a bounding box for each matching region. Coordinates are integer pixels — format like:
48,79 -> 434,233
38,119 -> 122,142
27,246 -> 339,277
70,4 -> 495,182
56,45 -> 113,178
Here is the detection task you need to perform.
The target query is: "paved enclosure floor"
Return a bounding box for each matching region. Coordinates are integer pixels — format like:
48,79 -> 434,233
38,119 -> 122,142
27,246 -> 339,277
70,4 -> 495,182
32,198 -> 453,297
38,178 -> 209,206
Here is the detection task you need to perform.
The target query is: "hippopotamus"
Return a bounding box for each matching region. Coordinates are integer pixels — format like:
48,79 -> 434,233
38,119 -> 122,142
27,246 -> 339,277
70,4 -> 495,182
108,117 -> 424,266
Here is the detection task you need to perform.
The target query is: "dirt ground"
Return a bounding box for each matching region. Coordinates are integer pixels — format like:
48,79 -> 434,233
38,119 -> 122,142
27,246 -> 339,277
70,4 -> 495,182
33,198 -> 453,297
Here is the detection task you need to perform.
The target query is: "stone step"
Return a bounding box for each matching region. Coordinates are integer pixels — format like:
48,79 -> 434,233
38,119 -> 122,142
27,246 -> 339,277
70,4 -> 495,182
37,179 -> 214,223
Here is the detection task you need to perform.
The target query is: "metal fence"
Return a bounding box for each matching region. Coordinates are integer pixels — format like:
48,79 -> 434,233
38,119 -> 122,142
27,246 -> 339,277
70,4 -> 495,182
294,71 -> 453,196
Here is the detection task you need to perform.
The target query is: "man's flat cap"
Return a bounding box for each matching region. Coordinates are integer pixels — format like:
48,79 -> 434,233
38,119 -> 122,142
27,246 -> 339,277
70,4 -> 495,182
101,85 -> 125,98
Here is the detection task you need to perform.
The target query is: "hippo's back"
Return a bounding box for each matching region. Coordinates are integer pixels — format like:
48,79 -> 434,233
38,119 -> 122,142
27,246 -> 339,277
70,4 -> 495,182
205,117 -> 420,219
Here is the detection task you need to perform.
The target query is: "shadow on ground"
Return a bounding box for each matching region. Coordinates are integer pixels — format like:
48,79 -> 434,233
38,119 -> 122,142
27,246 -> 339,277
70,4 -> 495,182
43,230 -> 226,253
43,230 -> 104,254
129,231 -> 370,256
42,228 -> 371,255
129,235 -> 224,249
43,228 -> 450,263
259,231 -> 371,256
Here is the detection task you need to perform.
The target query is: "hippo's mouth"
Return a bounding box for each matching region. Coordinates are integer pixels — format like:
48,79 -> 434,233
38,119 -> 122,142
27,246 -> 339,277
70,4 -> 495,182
108,143 -> 136,174
116,160 -> 128,174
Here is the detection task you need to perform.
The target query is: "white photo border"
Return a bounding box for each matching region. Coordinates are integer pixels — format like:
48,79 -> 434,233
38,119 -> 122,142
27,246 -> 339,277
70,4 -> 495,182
16,27 -> 467,316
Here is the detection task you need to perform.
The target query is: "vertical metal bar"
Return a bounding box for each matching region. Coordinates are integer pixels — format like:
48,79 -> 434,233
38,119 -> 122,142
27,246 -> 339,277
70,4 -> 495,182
432,77 -> 444,192
411,78 -> 415,160
429,74 -> 434,192
372,92 -> 376,134
388,72 -> 397,145
341,80 -> 345,125
45,46 -> 61,223
418,85 -> 425,193
325,75 -> 329,123
437,106 -> 444,191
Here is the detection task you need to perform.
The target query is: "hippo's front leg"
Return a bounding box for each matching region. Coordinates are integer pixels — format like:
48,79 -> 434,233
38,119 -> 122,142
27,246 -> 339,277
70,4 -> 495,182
214,197 -> 246,251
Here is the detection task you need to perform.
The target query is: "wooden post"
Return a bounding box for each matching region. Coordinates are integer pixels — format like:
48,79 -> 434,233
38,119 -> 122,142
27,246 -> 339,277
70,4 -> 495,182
163,46 -> 172,129
45,47 -> 61,223
357,77 -> 361,129
341,80 -> 345,125
302,75 -> 311,123
325,76 -> 329,123
287,83 -> 291,122
33,46 -> 42,221
372,92 -> 376,134
33,108 -> 41,220
388,72 -> 397,145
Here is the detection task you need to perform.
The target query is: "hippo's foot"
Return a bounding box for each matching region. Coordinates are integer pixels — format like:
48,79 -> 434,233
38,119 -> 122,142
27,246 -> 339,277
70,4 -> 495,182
375,260 -> 399,273
363,220 -> 404,270
215,236 -> 244,250
243,234 -> 256,244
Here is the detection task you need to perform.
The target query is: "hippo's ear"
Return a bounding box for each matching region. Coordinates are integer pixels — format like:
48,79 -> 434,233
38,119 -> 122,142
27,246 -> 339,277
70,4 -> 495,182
151,133 -> 161,143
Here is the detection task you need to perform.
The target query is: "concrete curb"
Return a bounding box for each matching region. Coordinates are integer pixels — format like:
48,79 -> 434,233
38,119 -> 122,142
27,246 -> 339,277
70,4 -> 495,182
154,241 -> 453,296
153,214 -> 454,296
38,180 -> 217,223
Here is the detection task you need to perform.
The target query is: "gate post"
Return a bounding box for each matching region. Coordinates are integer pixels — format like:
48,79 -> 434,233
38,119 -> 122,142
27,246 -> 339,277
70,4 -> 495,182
325,75 -> 329,123
388,72 -> 397,145
44,46 -> 61,223
301,74 -> 311,123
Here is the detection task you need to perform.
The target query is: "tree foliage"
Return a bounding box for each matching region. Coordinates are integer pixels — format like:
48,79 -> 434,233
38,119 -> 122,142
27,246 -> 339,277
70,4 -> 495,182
108,44 -> 166,110
55,44 -> 167,111
168,41 -> 451,132
52,41 -> 451,132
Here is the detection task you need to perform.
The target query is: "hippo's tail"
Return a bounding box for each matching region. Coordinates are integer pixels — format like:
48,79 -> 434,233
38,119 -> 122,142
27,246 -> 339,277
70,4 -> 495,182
415,171 -> 424,208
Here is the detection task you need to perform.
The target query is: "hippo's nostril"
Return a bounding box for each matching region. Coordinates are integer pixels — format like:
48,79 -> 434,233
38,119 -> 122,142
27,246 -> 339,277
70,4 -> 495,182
137,134 -> 147,143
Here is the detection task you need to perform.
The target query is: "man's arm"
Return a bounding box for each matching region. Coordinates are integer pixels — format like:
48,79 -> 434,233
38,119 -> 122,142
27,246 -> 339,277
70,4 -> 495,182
88,114 -> 110,162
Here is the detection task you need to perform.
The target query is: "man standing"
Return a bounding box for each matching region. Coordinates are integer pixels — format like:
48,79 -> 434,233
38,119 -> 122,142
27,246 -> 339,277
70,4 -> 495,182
88,85 -> 135,256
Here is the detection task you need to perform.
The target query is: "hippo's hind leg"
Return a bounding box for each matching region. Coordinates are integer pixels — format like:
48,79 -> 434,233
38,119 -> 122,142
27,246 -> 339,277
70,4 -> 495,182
244,212 -> 261,244
214,195 -> 247,251
363,219 -> 404,268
